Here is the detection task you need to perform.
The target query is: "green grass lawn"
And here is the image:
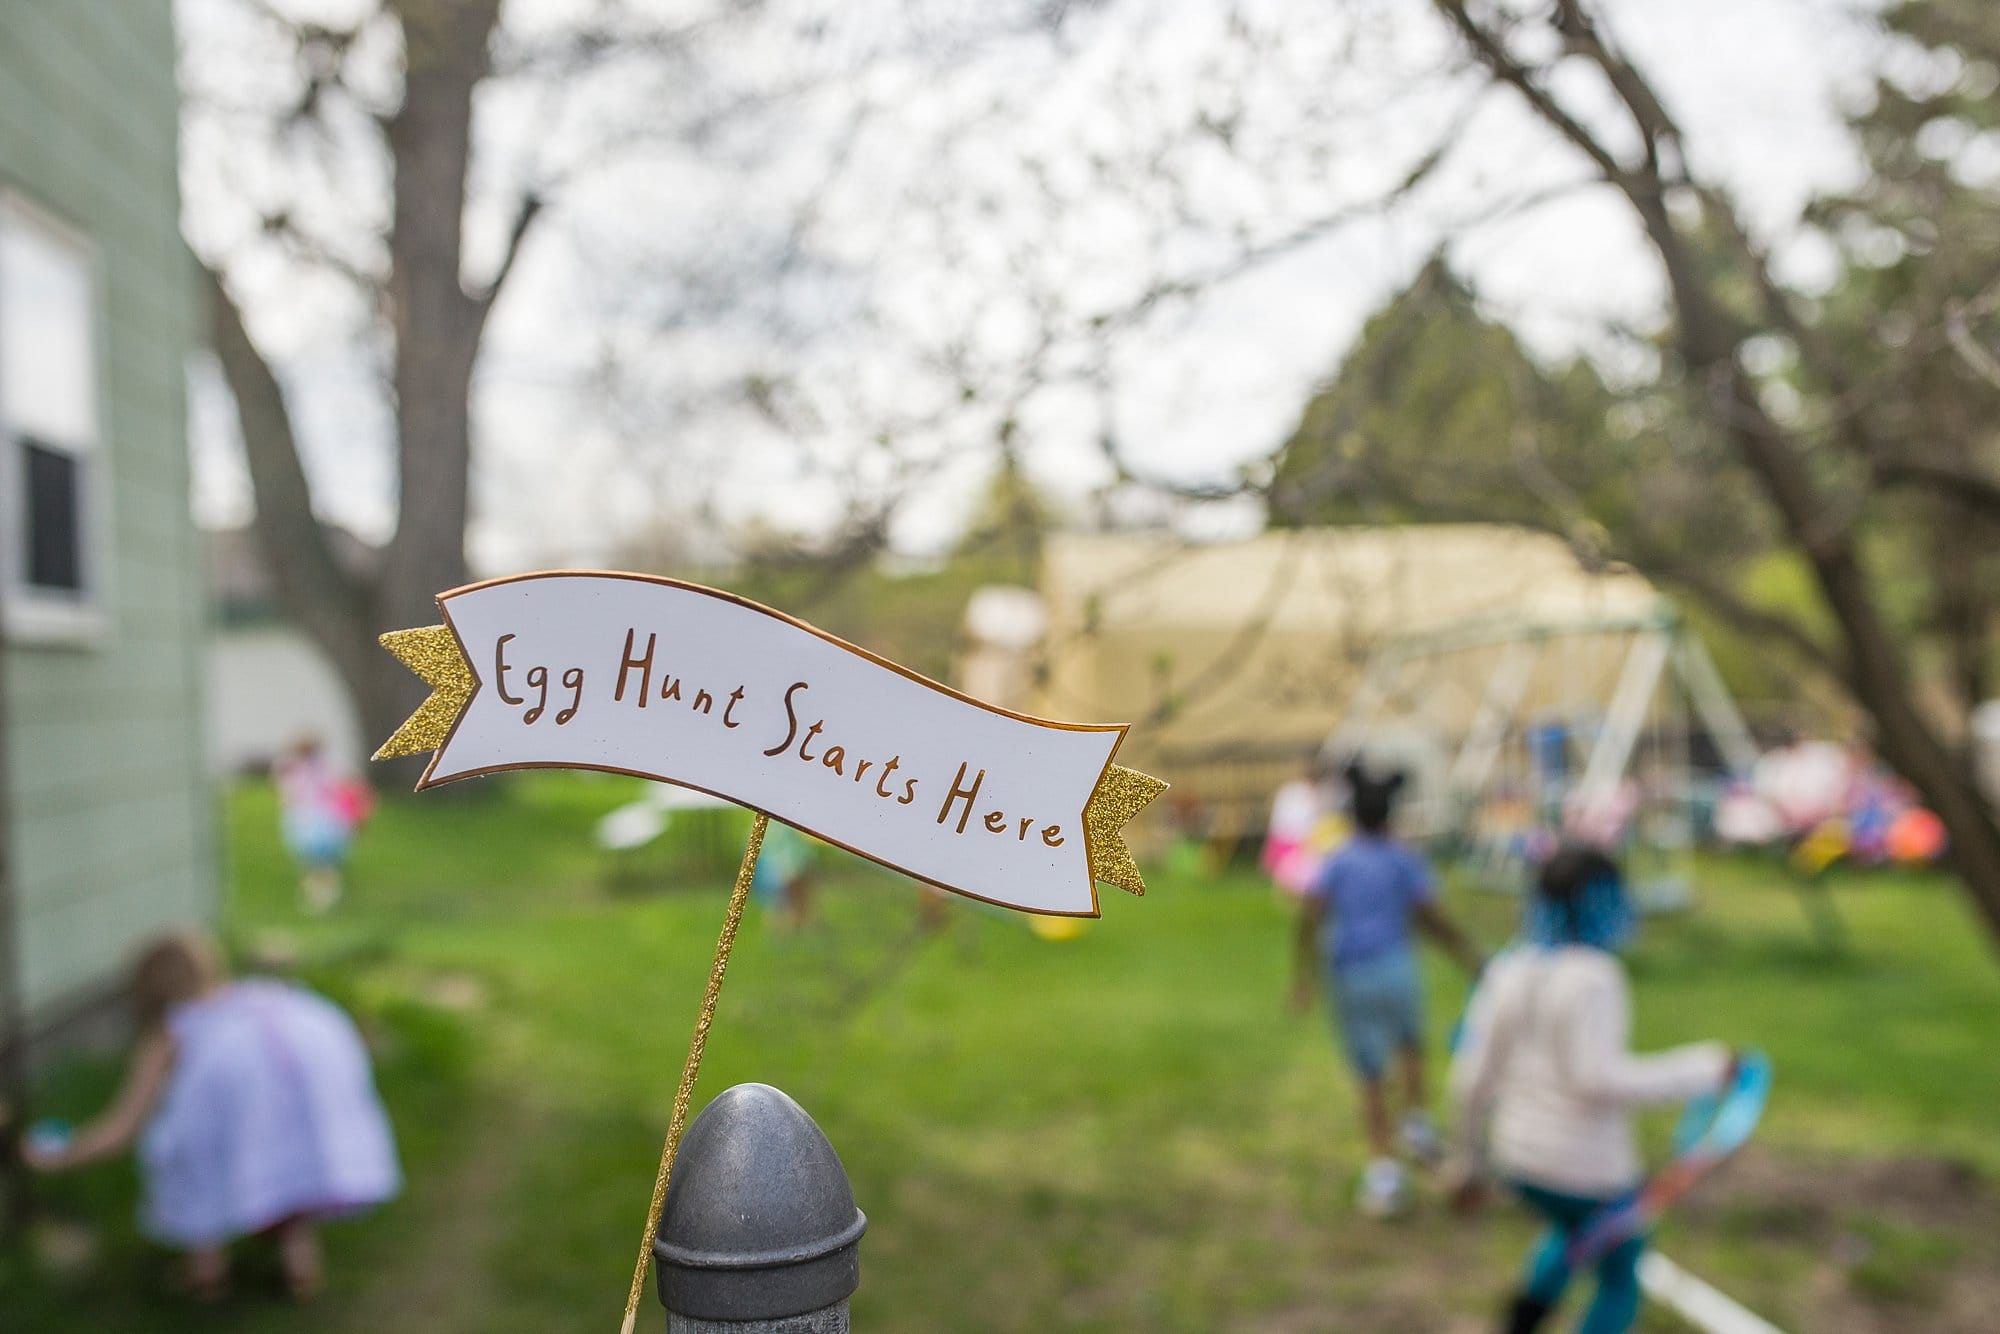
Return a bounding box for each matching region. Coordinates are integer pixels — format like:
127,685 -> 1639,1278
6,774 -> 1998,1331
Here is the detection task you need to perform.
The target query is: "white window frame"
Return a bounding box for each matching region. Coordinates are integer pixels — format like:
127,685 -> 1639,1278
0,190 -> 110,647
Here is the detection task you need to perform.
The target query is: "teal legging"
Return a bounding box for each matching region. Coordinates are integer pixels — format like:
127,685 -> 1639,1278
1513,1182 -> 1645,1334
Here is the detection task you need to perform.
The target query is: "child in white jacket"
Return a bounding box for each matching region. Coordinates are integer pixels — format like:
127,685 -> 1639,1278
1450,846 -> 1732,1334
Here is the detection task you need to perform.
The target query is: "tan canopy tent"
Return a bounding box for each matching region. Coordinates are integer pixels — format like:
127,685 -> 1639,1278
963,526 -> 1751,847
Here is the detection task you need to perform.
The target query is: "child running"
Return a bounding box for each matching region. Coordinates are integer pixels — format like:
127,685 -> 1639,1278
1449,845 -> 1734,1334
25,930 -> 401,1301
273,735 -> 363,913
1292,760 -> 1483,1216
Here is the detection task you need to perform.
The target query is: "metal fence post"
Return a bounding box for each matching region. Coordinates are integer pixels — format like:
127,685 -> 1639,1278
653,1083 -> 867,1333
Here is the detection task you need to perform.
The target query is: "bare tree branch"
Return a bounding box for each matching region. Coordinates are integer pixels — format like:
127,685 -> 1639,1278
1875,455 -> 2000,520
202,260 -> 373,683
1431,2 -> 1629,185
1102,92 -> 1483,330
263,210 -> 386,291
1553,0 -> 1671,172
474,189 -> 543,315
1623,537 -> 1844,681
1946,297 -> 2000,391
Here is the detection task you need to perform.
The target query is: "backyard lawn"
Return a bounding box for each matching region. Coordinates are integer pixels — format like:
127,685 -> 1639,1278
6,774 -> 1998,1331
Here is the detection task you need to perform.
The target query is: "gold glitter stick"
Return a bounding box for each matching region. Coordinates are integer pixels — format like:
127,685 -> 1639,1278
618,810 -> 769,1334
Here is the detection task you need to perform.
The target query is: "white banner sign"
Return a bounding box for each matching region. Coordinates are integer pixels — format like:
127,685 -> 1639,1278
373,573 -> 1165,916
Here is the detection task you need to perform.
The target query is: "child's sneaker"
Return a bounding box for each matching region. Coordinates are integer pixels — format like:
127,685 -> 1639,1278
1356,1157 -> 1408,1218
1400,1110 -> 1444,1167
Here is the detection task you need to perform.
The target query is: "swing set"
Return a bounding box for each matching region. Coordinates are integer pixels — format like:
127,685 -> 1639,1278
1326,607 -> 1760,909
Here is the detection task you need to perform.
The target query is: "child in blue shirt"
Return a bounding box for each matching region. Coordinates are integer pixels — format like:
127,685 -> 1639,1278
1293,761 -> 1483,1216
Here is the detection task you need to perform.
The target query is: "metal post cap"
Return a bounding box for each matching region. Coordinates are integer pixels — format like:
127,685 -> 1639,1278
653,1083 -> 867,1323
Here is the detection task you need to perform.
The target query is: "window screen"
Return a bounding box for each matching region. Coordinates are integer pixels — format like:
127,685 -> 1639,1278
23,438 -> 83,593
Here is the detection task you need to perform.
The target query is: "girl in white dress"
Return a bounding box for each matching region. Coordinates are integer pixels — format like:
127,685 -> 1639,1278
26,931 -> 401,1300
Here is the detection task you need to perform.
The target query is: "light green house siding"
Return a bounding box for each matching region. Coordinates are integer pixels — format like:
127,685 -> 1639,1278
0,2 -> 212,1024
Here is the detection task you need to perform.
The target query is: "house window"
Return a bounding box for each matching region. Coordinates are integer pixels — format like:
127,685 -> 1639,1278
24,441 -> 83,592
0,194 -> 104,643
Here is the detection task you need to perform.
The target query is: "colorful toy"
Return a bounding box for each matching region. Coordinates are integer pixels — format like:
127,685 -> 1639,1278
1790,819 -> 1849,876
1887,808 -> 1946,864
1565,1051 -> 1773,1268
25,1118 -> 71,1160
1027,913 -> 1088,941
1724,741 -> 1946,871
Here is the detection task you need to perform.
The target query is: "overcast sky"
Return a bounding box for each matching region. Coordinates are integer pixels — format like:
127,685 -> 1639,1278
180,0 -> 1887,572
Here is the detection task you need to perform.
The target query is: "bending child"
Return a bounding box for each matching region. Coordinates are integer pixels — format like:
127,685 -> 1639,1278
24,930 -> 401,1301
1449,845 -> 1734,1334
1292,761 -> 1483,1217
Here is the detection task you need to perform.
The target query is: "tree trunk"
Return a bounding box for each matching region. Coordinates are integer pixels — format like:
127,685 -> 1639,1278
1860,666 -> 2000,938
360,0 -> 502,783
204,265 -> 378,728
210,0 -> 504,784
1634,178 -> 2000,945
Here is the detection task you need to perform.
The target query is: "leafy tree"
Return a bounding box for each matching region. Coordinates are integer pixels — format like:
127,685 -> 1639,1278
1279,255 -> 1778,608
1276,259 -> 1612,533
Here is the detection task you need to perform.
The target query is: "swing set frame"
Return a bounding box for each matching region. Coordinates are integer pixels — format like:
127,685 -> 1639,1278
1327,608 -> 1760,903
